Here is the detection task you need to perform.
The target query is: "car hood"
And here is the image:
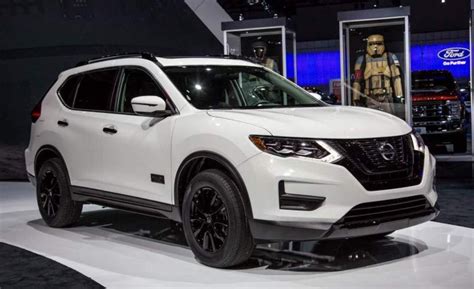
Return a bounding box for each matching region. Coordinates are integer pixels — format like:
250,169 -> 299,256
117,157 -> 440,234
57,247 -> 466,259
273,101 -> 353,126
207,106 -> 411,139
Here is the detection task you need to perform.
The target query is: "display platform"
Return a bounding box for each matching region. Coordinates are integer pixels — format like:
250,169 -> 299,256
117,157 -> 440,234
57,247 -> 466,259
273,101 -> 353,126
1,182 -> 473,288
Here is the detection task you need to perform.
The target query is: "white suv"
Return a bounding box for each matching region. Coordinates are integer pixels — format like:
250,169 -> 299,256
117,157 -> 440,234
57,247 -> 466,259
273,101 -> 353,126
25,53 -> 439,268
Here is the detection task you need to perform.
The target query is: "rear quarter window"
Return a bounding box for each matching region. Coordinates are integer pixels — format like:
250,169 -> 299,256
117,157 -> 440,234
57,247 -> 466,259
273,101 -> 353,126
58,75 -> 81,107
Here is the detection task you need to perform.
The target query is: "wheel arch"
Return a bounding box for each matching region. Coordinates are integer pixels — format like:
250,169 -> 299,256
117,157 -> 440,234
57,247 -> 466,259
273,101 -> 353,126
174,151 -> 253,219
34,145 -> 68,176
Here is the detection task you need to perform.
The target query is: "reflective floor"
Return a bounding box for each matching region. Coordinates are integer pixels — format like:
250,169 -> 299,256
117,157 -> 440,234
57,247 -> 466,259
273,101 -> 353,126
1,182 -> 473,288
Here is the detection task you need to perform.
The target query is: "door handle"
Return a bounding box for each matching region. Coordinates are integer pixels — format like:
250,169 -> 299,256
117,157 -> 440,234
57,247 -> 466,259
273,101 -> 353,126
57,120 -> 68,127
102,125 -> 117,134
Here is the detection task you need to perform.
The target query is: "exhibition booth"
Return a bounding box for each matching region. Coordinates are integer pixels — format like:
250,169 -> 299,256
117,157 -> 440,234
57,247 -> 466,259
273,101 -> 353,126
0,1 -> 472,288
222,6 -> 473,160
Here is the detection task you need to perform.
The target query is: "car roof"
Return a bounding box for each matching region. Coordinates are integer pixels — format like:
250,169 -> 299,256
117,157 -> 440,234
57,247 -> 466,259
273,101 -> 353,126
60,55 -> 262,78
156,57 -> 261,67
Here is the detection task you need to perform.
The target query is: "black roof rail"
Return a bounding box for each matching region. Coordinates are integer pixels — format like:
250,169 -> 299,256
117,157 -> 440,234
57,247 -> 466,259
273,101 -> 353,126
75,52 -> 162,67
208,54 -> 259,63
163,54 -> 258,64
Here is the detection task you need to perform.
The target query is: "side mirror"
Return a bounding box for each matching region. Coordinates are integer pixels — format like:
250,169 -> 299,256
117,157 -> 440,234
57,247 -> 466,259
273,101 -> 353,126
131,96 -> 172,117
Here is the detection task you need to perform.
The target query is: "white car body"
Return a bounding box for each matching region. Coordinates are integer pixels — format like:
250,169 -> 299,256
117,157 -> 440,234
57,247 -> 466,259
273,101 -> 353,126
25,55 -> 438,242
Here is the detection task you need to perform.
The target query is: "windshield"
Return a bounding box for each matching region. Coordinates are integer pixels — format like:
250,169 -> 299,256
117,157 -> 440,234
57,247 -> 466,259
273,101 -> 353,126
163,66 -> 324,109
412,73 -> 455,92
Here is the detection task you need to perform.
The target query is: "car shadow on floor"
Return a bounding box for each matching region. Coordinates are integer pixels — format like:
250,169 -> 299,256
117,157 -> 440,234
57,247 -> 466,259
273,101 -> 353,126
45,208 -> 429,271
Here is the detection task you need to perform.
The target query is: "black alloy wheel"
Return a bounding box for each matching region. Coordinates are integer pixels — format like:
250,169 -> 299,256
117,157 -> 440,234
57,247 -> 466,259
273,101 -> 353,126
39,170 -> 61,218
190,187 -> 229,253
182,169 -> 255,268
36,158 -> 83,227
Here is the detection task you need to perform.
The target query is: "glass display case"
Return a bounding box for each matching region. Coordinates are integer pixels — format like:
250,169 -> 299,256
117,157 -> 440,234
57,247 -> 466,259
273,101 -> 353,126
338,7 -> 411,121
222,17 -> 297,82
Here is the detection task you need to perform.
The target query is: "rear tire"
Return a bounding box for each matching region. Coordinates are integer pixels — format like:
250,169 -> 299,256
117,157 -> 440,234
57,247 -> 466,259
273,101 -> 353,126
182,169 -> 254,268
36,158 -> 82,227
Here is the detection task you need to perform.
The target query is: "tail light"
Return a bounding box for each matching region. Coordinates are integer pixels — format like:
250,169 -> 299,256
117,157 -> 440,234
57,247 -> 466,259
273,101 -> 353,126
31,101 -> 42,123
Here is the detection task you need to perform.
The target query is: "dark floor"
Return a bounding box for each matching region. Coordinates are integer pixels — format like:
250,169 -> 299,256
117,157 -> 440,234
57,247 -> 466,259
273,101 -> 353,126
0,242 -> 104,289
434,162 -> 474,228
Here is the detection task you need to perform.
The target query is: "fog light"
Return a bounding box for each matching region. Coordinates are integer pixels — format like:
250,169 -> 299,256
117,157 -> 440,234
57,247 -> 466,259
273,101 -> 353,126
278,181 -> 325,211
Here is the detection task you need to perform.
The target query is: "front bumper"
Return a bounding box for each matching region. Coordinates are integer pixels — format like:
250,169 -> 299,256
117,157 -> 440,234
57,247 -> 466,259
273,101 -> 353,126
249,202 -> 439,241
238,146 -> 438,241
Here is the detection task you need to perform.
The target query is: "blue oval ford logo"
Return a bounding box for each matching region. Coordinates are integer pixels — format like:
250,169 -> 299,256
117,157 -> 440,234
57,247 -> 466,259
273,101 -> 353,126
437,47 -> 470,61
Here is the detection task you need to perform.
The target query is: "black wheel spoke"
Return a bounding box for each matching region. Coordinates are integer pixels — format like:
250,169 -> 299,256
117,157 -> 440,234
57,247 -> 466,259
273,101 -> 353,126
210,193 -> 217,207
210,203 -> 225,216
193,222 -> 206,238
202,231 -> 210,251
40,193 -> 48,208
51,195 -> 61,206
49,200 -> 56,217
39,170 -> 61,219
208,232 -> 217,252
192,201 -> 206,216
214,221 -> 228,228
47,200 -> 52,216
50,181 -> 59,191
189,186 -> 229,253
213,230 -> 225,244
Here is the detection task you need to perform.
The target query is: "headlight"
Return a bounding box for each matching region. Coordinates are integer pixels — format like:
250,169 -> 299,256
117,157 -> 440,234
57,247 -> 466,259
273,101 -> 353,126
447,100 -> 462,120
410,131 -> 425,152
249,135 -> 342,163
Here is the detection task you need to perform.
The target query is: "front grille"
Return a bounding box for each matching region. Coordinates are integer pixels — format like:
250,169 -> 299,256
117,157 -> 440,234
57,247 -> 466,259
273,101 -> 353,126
330,134 -> 424,191
336,195 -> 435,229
413,101 -> 449,120
412,102 -> 462,133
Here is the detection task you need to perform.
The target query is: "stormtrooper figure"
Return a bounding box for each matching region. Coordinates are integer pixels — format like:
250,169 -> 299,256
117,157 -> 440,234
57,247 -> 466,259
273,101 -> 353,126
352,34 -> 403,114
251,41 -> 279,73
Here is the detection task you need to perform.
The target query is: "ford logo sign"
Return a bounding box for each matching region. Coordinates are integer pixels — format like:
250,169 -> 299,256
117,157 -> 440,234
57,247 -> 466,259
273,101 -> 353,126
437,47 -> 470,61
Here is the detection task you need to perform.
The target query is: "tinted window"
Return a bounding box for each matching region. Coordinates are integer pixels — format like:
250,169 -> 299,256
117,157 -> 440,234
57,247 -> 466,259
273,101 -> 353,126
163,66 -> 323,109
118,69 -> 166,113
74,69 -> 118,111
58,75 -> 80,107
412,71 -> 456,92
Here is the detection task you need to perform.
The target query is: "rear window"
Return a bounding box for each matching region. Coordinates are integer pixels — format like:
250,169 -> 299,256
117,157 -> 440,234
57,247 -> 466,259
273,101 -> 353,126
74,69 -> 118,111
58,75 -> 80,107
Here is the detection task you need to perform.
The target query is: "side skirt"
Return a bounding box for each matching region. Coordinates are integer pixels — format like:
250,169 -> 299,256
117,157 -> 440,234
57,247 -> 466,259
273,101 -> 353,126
71,186 -> 181,222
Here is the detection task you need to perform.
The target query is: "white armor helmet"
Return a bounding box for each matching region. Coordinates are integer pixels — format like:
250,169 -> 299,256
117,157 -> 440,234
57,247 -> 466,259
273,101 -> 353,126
367,34 -> 385,57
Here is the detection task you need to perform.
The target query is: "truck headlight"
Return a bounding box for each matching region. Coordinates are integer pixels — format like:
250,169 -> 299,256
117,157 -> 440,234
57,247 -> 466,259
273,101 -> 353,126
249,135 -> 342,163
447,100 -> 462,120
410,131 -> 425,152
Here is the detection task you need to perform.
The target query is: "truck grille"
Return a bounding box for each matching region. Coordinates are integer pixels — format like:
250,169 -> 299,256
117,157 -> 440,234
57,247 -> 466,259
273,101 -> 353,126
335,195 -> 435,229
412,101 -> 462,133
330,134 -> 424,191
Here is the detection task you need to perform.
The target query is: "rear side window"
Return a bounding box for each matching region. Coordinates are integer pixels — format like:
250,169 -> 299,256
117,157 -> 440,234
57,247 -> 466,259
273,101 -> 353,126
74,69 -> 118,111
58,75 -> 80,107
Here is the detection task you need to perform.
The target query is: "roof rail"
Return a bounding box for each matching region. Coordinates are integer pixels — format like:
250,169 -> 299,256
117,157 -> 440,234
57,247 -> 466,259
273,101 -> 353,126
163,54 -> 258,64
75,52 -> 161,67
209,54 -> 259,63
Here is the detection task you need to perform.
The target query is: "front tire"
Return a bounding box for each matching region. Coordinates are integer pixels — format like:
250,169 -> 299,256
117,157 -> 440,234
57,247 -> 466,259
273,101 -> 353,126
182,169 -> 254,268
36,158 -> 83,227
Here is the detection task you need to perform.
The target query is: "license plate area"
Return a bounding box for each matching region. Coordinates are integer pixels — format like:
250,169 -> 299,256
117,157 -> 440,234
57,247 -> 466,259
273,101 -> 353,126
414,127 -> 427,134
